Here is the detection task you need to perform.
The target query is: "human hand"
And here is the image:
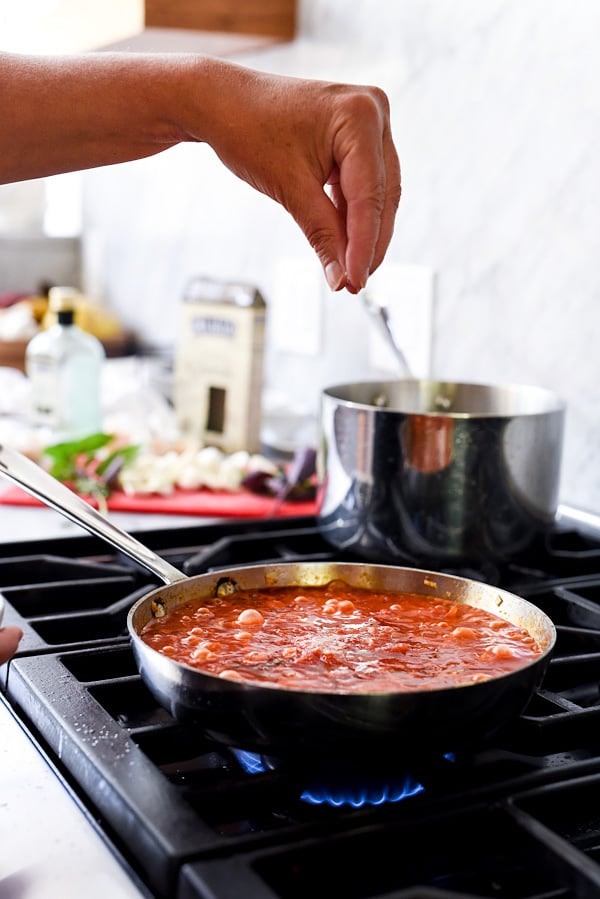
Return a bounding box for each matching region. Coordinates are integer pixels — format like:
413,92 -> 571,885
0,53 -> 400,293
197,63 -> 401,294
0,626 -> 23,665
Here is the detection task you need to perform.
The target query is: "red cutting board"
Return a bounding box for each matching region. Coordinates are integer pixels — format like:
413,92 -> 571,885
0,484 -> 318,519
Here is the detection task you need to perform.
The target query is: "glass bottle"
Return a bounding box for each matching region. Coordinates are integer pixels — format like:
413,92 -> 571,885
25,286 -> 105,442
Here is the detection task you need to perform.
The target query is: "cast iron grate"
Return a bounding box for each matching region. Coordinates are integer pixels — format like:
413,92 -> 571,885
5,514 -> 600,897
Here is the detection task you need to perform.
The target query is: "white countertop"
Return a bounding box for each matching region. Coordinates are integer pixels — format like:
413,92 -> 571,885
0,696 -> 149,898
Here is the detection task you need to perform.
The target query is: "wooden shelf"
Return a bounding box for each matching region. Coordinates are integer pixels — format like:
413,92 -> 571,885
145,0 -> 297,40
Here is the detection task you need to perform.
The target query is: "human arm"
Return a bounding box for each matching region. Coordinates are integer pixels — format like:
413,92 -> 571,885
0,52 -> 400,293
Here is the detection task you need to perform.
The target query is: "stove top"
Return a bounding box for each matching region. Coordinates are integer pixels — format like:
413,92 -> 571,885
4,510 -> 600,898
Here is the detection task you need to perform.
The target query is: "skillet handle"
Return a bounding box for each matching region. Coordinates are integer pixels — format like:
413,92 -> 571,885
0,443 -> 186,585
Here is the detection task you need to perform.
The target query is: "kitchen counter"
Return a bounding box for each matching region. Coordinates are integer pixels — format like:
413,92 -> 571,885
0,356 -> 291,543
0,484 -> 219,544
0,696 -> 149,898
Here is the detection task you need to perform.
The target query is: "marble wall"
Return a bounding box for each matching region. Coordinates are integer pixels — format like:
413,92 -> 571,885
79,0 -> 600,511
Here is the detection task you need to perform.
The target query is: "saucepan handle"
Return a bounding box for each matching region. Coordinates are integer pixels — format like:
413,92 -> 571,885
0,443 -> 186,585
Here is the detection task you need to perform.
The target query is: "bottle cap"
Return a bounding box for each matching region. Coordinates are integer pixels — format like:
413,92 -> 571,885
48,286 -> 82,314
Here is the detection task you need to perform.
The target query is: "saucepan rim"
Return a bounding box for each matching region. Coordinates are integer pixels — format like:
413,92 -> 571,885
322,377 -> 567,418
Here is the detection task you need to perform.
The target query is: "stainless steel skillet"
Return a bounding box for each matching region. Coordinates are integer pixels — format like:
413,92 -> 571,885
0,443 -> 556,762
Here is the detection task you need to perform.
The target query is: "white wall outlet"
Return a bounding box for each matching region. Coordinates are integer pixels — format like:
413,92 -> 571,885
365,263 -> 435,377
270,256 -> 324,355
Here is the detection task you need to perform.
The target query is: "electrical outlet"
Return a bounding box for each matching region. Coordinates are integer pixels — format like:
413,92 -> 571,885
365,263 -> 435,377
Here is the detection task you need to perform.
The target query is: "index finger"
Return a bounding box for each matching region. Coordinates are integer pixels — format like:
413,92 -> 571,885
336,91 -> 401,292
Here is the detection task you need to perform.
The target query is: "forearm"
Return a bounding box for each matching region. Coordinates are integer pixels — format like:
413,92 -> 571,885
0,51 -> 216,183
0,50 -> 400,293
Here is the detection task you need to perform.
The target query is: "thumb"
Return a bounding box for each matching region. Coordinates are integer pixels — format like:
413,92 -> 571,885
288,181 -> 349,292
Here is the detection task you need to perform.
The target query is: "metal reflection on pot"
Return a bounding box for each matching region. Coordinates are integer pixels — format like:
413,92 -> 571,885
402,414 -> 454,474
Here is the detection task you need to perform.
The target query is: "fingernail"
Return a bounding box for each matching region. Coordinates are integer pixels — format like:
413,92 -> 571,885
324,261 -> 346,291
355,274 -> 368,293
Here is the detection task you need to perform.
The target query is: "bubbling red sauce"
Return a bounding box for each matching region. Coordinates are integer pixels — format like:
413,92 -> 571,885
140,579 -> 543,693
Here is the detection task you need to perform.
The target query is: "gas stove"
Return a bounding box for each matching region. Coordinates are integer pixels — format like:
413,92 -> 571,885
4,508 -> 600,898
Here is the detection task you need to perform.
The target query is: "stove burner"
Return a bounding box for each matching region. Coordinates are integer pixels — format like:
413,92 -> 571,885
7,511 -> 600,898
233,749 -> 426,807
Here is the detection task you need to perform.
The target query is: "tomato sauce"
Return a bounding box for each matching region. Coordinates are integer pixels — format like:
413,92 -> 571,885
140,579 -> 543,694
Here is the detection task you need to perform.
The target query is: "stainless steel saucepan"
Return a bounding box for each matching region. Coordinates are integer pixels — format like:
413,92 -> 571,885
317,378 -> 566,567
0,443 -> 556,761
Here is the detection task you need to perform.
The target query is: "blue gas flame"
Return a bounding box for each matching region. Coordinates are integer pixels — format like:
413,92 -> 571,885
234,749 -> 425,808
301,777 -> 424,807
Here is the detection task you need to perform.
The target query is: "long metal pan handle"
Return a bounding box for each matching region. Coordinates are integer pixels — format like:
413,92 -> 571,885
0,443 -> 186,585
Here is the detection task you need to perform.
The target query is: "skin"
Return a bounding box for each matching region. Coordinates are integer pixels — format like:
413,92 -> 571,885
0,627 -> 23,665
0,51 -> 401,293
0,51 -> 401,663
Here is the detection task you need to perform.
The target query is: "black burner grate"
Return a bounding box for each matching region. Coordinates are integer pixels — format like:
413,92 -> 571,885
5,514 -> 600,897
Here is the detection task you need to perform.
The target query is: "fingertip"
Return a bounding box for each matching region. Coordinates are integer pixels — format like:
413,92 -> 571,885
324,260 -> 347,292
3,625 -> 23,643
0,626 -> 23,664
344,269 -> 368,295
